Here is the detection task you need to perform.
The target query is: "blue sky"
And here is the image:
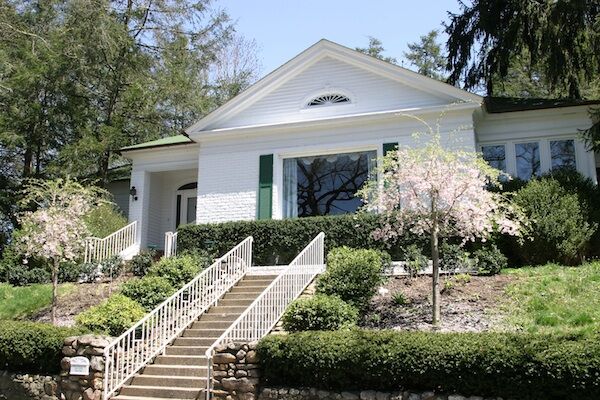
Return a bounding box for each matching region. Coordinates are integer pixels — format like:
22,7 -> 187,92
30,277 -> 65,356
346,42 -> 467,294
218,0 -> 462,77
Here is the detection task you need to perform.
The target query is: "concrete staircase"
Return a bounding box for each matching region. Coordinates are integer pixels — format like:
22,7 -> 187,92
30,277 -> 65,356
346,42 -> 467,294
112,274 -> 277,400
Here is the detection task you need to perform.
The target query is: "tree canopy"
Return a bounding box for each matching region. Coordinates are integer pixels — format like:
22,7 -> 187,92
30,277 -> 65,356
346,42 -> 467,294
445,0 -> 600,99
403,30 -> 447,80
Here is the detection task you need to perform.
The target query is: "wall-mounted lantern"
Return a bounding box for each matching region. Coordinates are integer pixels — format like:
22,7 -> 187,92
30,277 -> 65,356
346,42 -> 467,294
130,186 -> 138,201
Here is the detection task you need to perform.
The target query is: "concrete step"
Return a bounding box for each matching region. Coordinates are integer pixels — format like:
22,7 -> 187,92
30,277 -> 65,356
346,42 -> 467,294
165,346 -> 209,356
235,279 -> 273,287
154,355 -> 206,366
142,365 -> 207,377
172,337 -> 216,347
207,305 -> 248,314
198,313 -> 238,322
131,375 -> 206,388
215,298 -> 254,307
227,286 -> 267,294
220,293 -> 258,300
182,328 -> 223,337
241,274 -> 277,281
189,320 -> 232,330
118,385 -> 201,399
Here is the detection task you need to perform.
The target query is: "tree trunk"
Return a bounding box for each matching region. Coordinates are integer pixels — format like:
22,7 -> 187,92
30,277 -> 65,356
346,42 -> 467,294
431,221 -> 441,327
51,260 -> 59,325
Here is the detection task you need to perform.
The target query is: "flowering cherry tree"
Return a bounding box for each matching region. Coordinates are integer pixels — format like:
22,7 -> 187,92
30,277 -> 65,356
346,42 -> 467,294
17,179 -> 103,324
360,135 -> 523,326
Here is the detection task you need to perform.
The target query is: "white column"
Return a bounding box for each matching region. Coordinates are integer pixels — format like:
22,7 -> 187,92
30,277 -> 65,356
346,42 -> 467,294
128,169 -> 152,248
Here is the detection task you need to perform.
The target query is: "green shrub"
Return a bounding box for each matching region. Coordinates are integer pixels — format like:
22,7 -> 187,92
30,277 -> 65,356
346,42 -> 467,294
474,244 -> 507,275
130,249 -> 157,277
401,244 -> 428,277
84,203 -> 128,238
282,295 -> 358,332
258,330 -> 600,400
59,262 -> 97,283
440,242 -> 472,271
514,178 -> 596,265
392,291 -> 408,305
147,255 -> 204,288
100,256 -> 124,279
121,276 -> 175,311
316,247 -> 389,308
0,321 -> 84,373
76,294 -> 145,336
177,214 -> 424,264
0,243 -> 50,286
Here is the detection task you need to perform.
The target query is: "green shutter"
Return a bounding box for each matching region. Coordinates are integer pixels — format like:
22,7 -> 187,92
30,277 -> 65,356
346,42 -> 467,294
383,142 -> 398,156
257,154 -> 273,220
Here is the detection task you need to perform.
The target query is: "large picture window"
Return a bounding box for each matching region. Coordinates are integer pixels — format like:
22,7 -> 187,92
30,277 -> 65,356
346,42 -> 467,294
283,150 -> 376,218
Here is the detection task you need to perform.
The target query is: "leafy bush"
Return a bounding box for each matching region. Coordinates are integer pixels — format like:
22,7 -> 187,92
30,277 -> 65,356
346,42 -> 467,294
177,214 -> 424,265
76,294 -> 145,336
401,244 -> 428,277
258,330 -> 600,400
282,295 -> 358,332
440,242 -> 472,271
316,247 -> 389,309
83,203 -> 128,238
514,178 -> 596,265
130,249 -> 157,277
0,243 -> 51,285
147,255 -> 203,288
473,244 -> 507,275
99,255 -> 124,279
0,321 -> 84,373
121,276 -> 175,311
59,262 -> 97,283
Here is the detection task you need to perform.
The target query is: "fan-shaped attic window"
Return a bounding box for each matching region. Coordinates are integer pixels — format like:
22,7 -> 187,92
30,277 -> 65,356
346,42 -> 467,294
307,93 -> 351,107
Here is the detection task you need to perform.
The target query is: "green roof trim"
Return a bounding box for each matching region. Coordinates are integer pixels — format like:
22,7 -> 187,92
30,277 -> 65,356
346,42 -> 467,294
484,97 -> 600,114
120,135 -> 194,151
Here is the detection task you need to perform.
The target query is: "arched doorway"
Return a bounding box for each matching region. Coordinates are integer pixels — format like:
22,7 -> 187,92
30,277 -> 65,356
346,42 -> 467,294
176,182 -> 197,228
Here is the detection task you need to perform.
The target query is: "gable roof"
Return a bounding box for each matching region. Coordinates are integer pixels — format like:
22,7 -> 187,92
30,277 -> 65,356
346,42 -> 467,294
484,97 -> 600,113
186,39 -> 483,135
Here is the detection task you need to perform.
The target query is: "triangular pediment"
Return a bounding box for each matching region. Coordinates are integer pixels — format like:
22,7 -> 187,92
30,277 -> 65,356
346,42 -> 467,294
187,39 -> 481,134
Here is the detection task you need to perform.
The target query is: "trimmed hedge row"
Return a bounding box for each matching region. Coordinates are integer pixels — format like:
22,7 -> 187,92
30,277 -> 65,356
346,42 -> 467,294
257,330 -> 600,400
0,321 -> 85,373
178,214 -> 421,265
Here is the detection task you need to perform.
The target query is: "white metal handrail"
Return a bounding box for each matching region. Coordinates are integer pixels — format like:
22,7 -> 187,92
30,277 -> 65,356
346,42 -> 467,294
84,221 -> 137,264
204,232 -> 325,399
102,236 -> 254,400
164,231 -> 178,258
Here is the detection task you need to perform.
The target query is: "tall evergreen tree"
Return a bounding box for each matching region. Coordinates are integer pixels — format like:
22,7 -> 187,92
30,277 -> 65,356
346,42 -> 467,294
356,37 -> 398,65
404,30 -> 446,80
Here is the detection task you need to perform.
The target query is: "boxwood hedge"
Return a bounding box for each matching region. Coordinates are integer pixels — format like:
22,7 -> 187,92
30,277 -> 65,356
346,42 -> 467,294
0,321 -> 85,373
257,330 -> 600,400
178,214 -> 423,265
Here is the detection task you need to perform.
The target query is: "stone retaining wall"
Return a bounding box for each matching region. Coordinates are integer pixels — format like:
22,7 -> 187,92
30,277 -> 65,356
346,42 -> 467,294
59,334 -> 111,400
259,387 -> 507,400
0,371 -> 58,400
211,342 -> 261,400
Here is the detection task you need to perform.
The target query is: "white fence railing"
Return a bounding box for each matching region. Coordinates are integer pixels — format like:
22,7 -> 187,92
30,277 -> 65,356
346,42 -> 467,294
164,231 -> 178,258
84,221 -> 137,264
204,232 -> 325,399
102,236 -> 254,400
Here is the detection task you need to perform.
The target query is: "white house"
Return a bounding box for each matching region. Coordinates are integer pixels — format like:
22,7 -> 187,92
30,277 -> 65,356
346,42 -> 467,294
115,39 -> 599,250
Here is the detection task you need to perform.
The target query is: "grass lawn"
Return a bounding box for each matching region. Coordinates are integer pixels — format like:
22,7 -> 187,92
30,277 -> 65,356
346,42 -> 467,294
503,262 -> 600,336
0,282 -> 75,320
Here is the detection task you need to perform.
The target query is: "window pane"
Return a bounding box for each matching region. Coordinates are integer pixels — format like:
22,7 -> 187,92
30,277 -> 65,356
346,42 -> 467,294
481,145 -> 506,171
551,140 -> 576,171
515,142 -> 540,180
284,150 -> 376,217
186,197 -> 196,224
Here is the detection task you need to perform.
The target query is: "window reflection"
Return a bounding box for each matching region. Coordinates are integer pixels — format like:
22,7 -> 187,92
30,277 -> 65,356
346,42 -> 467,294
551,140 -> 576,171
515,142 -> 540,180
482,145 -> 506,171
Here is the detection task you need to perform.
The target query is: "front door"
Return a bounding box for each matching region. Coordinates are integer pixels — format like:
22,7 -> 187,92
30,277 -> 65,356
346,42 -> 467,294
177,189 -> 197,227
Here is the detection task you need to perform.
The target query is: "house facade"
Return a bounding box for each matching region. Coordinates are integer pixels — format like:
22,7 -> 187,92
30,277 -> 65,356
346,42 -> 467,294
117,39 -> 599,250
